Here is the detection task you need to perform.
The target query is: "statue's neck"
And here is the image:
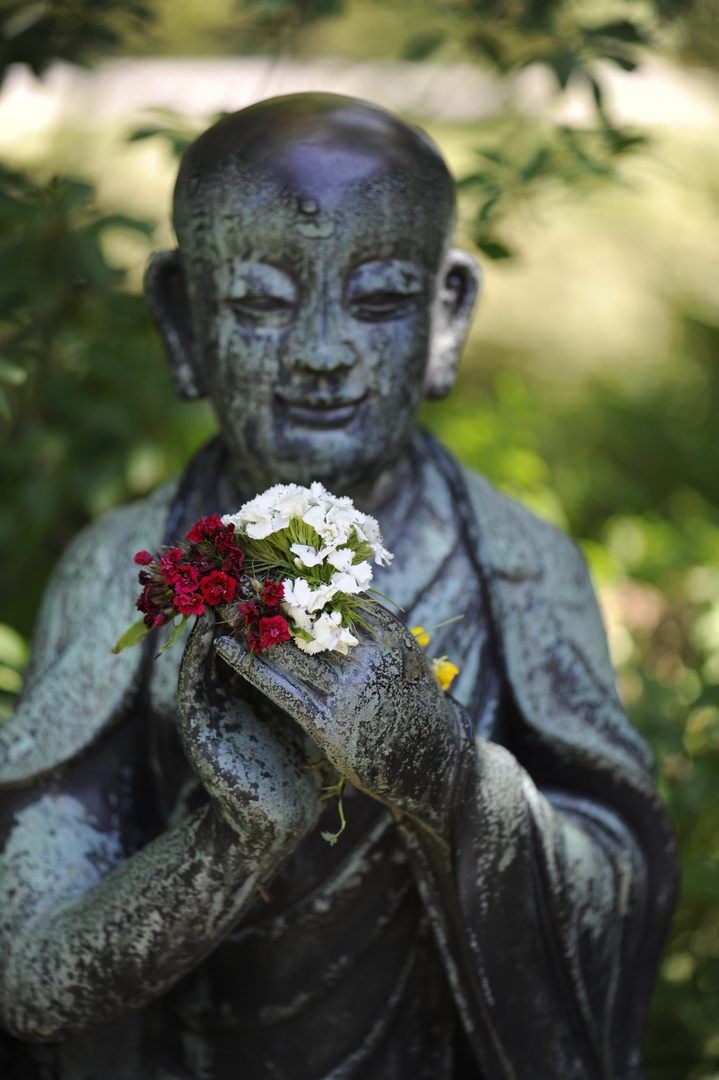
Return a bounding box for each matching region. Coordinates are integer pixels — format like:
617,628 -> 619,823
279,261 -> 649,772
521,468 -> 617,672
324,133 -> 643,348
216,435 -> 422,548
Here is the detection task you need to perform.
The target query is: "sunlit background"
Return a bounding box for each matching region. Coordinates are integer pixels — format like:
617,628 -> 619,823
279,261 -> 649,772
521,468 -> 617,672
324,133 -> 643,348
1,1 -> 719,1075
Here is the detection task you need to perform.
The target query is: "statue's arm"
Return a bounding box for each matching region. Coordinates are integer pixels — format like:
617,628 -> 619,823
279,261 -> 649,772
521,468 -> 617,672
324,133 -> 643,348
0,778 -> 272,1042
396,500 -> 675,1080
396,736 -> 652,1080
0,610 -> 323,1044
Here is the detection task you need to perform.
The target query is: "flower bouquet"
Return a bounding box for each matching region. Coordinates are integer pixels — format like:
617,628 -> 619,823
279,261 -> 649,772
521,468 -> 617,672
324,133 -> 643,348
114,482 -> 394,658
114,480 -> 460,846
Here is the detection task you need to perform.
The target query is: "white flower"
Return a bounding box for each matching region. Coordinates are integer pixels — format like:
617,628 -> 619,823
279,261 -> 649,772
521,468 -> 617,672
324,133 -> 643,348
282,576 -> 339,615
305,582 -> 340,612
348,561 -> 373,589
330,572 -> 362,595
223,483 -> 391,567
294,610 -> 359,655
222,483 -> 311,538
290,543 -> 325,568
273,488 -> 311,521
327,550 -> 374,594
326,547 -> 354,573
282,578 -> 313,610
302,503 -> 350,544
371,542 -> 393,567
282,603 -> 314,633
355,516 -> 393,566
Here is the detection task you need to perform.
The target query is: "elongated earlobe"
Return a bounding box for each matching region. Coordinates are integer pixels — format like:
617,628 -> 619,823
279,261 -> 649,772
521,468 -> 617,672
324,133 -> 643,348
424,250 -> 481,399
144,250 -> 205,400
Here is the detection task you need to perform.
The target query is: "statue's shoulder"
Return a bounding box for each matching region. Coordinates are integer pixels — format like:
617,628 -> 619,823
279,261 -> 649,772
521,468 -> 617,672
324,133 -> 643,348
457,460 -> 653,776
27,478 -> 180,674
0,479 -> 180,789
459,464 -> 584,588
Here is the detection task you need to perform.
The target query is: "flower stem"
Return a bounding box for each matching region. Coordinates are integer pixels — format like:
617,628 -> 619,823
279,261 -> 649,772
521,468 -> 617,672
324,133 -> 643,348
320,776 -> 347,846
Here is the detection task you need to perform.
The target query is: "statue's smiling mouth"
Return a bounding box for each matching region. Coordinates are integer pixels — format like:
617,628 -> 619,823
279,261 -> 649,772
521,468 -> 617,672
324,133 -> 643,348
276,392 -> 366,428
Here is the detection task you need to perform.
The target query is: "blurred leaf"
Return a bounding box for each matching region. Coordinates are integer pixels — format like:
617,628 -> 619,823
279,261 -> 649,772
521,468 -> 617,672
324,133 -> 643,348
547,47 -> 579,90
475,234 -> 514,259
0,0 -> 155,90
584,20 -> 648,45
112,616 -> 151,654
402,31 -> 446,61
0,359 -> 26,386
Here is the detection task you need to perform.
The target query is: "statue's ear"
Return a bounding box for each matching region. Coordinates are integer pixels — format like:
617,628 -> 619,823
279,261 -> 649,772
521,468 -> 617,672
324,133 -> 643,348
424,249 -> 481,399
144,249 -> 205,400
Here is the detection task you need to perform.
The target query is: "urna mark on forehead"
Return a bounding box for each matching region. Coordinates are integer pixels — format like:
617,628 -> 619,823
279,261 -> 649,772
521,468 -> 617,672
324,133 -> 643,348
173,93 -> 456,261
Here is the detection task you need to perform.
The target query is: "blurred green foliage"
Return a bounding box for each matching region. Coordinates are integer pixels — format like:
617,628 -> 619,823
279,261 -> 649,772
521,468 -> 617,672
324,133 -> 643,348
1,0 -> 719,1076
0,0 -> 154,85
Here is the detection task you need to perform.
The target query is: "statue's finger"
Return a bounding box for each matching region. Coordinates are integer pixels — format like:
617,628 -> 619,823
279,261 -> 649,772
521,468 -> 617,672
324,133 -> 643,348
177,610 -> 216,738
214,636 -> 331,745
178,610 -> 216,698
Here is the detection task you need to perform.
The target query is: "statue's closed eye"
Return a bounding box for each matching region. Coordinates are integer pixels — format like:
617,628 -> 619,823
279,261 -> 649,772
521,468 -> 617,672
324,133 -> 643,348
230,295 -> 295,325
349,292 -> 416,322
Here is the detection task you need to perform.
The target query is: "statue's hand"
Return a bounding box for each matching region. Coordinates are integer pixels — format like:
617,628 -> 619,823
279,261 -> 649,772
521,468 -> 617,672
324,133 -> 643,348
178,611 -> 326,857
215,607 -> 469,836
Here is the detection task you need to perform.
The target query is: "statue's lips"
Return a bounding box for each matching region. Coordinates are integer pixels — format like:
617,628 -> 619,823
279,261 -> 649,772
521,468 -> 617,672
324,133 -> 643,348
277,394 -> 365,428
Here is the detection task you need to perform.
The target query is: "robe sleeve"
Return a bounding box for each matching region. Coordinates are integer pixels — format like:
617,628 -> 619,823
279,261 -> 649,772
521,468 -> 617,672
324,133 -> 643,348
0,480 -> 177,790
396,450 -> 677,1080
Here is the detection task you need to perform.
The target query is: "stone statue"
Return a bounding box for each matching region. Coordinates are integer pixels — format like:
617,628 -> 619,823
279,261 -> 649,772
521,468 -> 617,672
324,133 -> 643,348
0,93 -> 677,1080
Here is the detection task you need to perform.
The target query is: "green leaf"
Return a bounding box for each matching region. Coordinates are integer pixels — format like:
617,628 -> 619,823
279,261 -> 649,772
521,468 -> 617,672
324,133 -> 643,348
601,49 -> 638,73
456,171 -> 499,192
588,75 -> 605,112
0,358 -> 26,386
548,48 -> 579,89
157,614 -> 188,655
520,146 -> 553,182
477,194 -> 502,224
402,32 -> 446,62
476,149 -> 506,166
113,616 -> 151,654
95,213 -> 155,238
476,235 -> 515,260
584,20 -> 647,45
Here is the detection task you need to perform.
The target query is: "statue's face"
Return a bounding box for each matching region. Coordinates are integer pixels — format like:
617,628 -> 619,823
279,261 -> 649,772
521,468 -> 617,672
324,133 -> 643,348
184,166 -> 448,493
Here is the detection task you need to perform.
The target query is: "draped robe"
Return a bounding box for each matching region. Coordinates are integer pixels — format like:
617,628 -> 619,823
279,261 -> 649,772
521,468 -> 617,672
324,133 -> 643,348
0,431 -> 677,1079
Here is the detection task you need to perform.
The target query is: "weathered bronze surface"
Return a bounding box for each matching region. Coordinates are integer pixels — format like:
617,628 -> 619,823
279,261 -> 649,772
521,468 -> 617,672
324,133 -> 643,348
0,94 -> 677,1079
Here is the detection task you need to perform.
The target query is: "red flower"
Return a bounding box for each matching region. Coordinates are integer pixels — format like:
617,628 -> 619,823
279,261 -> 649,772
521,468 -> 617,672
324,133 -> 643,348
246,628 -> 263,653
213,528 -> 239,555
174,592 -> 206,617
160,548 -> 183,586
200,570 -> 237,605
261,580 -> 285,607
134,550 -> 154,566
236,601 -> 260,625
259,615 -> 291,649
186,514 -> 224,543
174,565 -> 200,595
221,549 -> 245,575
137,584 -> 166,626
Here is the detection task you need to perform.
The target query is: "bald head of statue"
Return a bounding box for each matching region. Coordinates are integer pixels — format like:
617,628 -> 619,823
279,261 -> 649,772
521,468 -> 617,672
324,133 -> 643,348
146,93 -> 480,495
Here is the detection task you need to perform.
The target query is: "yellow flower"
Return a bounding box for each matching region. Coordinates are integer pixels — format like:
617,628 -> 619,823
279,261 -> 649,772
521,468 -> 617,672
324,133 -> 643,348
411,626 -> 430,646
431,656 -> 459,692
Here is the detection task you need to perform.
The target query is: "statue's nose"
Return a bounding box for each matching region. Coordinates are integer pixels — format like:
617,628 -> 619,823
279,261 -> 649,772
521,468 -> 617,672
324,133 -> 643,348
285,302 -> 358,373
287,340 -> 358,373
